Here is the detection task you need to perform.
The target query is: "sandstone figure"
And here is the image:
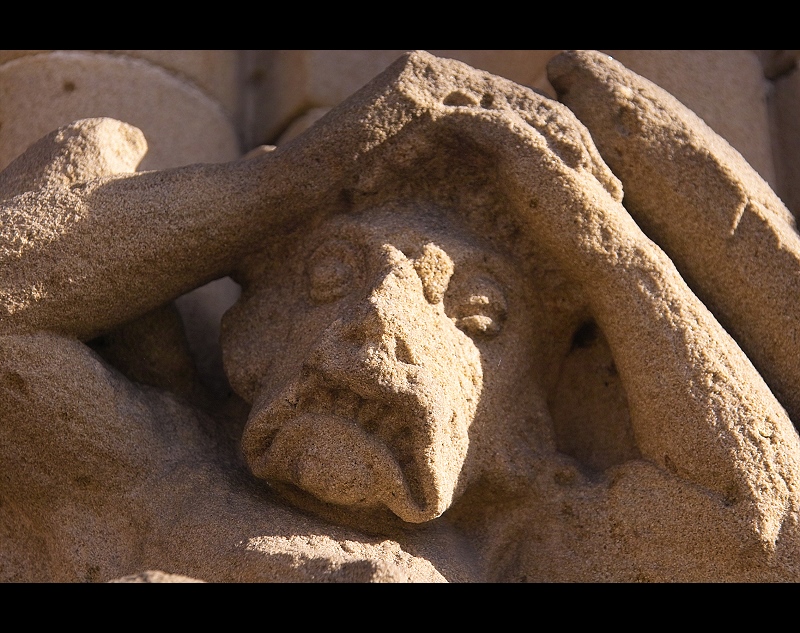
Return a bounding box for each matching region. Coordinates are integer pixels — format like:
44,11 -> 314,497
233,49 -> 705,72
1,50 -> 799,582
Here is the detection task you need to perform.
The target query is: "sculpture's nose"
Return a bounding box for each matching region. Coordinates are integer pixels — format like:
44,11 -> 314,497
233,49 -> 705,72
307,254 -> 429,388
264,243 -> 479,523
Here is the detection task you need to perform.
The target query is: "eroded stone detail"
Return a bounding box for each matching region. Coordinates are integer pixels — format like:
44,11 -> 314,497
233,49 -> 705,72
2,50 -> 800,582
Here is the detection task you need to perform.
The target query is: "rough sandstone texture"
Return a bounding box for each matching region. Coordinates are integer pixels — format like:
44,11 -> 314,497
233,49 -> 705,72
600,50 -> 776,188
0,49 -> 245,401
243,50 -> 560,149
109,570 -> 206,583
1,51 -> 800,582
0,51 -> 239,173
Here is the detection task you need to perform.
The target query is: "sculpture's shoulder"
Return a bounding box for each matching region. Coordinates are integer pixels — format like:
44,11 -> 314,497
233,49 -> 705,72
0,331 -> 221,492
0,330 -> 138,421
0,330 -> 236,581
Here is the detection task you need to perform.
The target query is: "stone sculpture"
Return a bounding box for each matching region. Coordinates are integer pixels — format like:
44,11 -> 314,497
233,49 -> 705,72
1,50 -> 800,582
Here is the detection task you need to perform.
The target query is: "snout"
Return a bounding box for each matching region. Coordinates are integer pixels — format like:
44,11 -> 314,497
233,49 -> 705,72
242,253 -> 485,522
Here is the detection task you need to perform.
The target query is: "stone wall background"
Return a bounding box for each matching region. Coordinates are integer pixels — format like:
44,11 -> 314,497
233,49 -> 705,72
3,49 -> 798,392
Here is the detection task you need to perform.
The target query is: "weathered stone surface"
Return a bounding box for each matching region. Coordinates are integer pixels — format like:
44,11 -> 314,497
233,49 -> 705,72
0,50 -> 241,119
601,50 -> 776,188
109,570 -> 205,583
97,50 -> 242,118
0,51 -> 239,172
1,50 -> 799,582
771,64 -> 800,219
0,50 -> 245,400
549,49 -> 800,431
243,50 -> 559,148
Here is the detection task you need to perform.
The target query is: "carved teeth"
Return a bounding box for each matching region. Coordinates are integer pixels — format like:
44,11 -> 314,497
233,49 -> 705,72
295,382 -> 394,435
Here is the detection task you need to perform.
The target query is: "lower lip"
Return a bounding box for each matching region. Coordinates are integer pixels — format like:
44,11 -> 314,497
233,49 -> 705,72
251,412 -> 408,506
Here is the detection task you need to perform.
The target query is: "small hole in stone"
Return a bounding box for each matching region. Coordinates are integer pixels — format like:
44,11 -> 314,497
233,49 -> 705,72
443,91 -> 478,107
480,93 -> 494,108
570,320 -> 599,351
63,81 -> 76,93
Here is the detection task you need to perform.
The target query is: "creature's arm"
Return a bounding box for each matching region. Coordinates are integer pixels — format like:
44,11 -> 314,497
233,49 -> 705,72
544,51 -> 800,549
548,50 -> 800,428
421,51 -> 800,549
0,118 -> 300,342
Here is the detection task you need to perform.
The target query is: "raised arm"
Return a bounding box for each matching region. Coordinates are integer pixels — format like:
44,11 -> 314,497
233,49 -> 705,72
540,50 -> 800,547
547,50 -> 800,429
0,118 -> 295,341
413,58 -> 800,550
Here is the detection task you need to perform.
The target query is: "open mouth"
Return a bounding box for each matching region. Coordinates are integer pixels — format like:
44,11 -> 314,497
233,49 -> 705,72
242,369 -> 442,522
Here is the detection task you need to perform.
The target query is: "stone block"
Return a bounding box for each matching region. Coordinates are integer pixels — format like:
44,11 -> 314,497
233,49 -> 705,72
0,50 -> 241,118
97,50 -> 241,118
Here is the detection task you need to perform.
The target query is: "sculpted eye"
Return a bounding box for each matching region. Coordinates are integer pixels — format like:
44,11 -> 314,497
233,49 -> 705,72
445,275 -> 507,338
307,239 -> 361,304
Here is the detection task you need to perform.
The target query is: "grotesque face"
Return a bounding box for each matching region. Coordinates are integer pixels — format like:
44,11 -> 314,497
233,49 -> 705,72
223,206 -> 545,524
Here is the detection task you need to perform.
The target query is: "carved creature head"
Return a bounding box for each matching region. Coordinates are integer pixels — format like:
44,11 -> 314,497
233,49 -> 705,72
222,204 -> 551,524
